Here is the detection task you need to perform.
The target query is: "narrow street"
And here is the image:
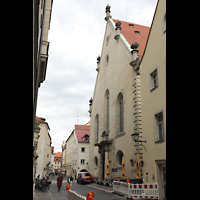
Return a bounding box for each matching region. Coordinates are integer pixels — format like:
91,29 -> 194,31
34,175 -> 127,200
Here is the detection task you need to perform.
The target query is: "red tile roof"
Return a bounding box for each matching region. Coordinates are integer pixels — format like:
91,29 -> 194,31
112,19 -> 150,58
54,152 -> 62,158
75,125 -> 90,143
35,116 -> 50,130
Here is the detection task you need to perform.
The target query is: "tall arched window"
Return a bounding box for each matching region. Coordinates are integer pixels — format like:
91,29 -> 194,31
116,93 -> 124,134
104,90 -> 109,139
95,114 -> 99,143
119,94 -> 124,132
106,91 -> 109,131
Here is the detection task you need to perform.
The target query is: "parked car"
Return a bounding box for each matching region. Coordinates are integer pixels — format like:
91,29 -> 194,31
77,172 -> 93,184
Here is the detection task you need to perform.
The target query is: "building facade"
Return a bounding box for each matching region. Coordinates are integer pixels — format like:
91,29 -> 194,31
89,5 -> 150,180
33,1 -> 53,197
53,152 -> 62,174
35,117 -> 52,178
140,0 -> 166,199
72,125 -> 90,179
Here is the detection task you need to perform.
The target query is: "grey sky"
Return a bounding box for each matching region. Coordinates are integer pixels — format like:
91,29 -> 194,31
36,0 -> 158,152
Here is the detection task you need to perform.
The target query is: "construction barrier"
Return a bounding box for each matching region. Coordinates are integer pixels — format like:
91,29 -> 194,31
113,181 -> 159,199
113,181 -> 129,197
68,190 -> 86,200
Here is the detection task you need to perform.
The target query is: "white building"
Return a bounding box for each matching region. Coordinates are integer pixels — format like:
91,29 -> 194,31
71,124 -> 90,179
35,117 -> 52,178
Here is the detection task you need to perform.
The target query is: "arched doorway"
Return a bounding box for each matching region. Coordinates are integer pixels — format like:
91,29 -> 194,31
80,169 -> 88,172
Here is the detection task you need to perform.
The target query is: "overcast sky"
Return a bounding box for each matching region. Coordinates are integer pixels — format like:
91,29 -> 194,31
36,0 -> 158,153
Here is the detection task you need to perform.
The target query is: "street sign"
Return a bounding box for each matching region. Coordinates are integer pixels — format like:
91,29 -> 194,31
112,168 -> 118,172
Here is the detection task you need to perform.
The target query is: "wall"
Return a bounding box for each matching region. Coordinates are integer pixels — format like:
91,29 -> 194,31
140,0 -> 166,199
89,18 -> 139,180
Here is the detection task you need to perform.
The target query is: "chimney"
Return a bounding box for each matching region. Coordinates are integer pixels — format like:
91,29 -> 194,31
114,19 -> 121,41
104,4 -> 111,21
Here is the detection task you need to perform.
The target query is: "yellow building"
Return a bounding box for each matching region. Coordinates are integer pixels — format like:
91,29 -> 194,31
140,0 -> 166,199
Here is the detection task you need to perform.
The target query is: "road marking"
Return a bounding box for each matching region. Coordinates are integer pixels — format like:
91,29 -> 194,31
51,180 -> 69,183
87,184 -> 113,193
48,189 -> 56,200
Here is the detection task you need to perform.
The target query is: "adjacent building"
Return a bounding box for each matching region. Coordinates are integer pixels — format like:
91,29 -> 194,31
71,124 -> 90,179
53,152 -> 62,174
140,0 -> 166,199
88,5 -> 150,180
61,123 -> 90,179
34,116 -> 52,178
33,1 -> 53,197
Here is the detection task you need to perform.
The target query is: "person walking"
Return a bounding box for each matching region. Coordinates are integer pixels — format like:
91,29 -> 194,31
57,174 -> 63,191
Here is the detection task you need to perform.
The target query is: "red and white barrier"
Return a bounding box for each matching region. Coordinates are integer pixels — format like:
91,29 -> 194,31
113,181 -> 159,199
113,181 -> 129,197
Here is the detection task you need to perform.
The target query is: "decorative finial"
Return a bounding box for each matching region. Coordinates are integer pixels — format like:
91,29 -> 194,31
105,4 -> 112,21
114,19 -> 121,41
115,19 -> 121,30
130,41 -> 139,50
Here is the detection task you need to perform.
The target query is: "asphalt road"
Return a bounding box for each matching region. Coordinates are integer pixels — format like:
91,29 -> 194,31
34,175 -> 127,200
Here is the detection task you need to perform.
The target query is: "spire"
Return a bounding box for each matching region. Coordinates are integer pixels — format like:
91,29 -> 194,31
104,4 -> 112,21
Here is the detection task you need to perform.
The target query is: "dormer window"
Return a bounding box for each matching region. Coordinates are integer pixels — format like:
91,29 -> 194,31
129,24 -> 134,28
135,31 -> 140,35
82,134 -> 89,142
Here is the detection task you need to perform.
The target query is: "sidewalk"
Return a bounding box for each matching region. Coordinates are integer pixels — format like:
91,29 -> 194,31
34,189 -> 52,200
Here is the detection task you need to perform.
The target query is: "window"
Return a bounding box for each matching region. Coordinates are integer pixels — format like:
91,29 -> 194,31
94,156 -> 98,167
81,147 -> 85,152
129,24 -> 134,28
104,90 -> 109,139
106,55 -> 109,66
116,93 -> 124,135
116,150 -> 124,167
150,69 -> 158,91
119,95 -> 124,132
155,112 -> 164,141
135,31 -> 140,35
81,159 -> 85,164
106,91 -> 109,131
95,114 -> 99,143
162,13 -> 166,33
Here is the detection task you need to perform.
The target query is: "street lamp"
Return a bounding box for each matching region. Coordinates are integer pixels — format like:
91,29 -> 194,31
131,132 -> 146,143
131,132 -> 139,142
131,132 -> 146,150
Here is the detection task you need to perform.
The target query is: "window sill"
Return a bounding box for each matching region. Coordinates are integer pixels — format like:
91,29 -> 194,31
155,139 -> 164,143
150,85 -> 158,92
115,131 -> 125,139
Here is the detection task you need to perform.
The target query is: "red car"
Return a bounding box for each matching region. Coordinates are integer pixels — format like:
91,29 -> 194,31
77,172 -> 93,184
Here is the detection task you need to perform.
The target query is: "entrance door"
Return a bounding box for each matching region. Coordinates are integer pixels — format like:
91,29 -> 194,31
161,165 -> 166,200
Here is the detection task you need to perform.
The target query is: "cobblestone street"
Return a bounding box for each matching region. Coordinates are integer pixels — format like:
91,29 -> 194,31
34,175 -> 127,200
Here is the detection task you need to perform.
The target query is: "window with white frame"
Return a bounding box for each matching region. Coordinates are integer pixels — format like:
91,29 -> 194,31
150,69 -> 158,91
155,112 -> 164,141
81,159 -> 85,164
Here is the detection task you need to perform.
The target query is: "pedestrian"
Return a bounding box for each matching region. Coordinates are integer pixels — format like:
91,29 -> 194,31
69,175 -> 73,186
57,174 -> 63,191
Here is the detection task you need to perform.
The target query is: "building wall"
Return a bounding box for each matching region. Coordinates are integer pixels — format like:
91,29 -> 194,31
89,18 -> 140,180
65,132 -> 74,176
140,0 -> 166,199
36,122 -> 51,178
